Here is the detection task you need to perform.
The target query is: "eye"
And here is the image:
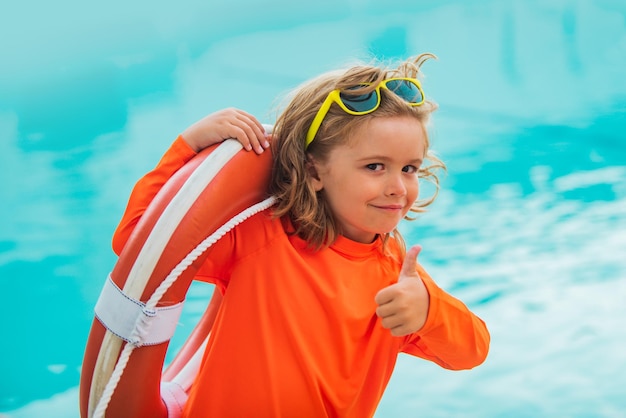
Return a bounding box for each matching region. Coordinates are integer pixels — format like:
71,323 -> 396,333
402,165 -> 418,174
366,163 -> 384,171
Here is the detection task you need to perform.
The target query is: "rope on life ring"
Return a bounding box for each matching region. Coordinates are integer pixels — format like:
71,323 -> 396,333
80,133 -> 274,418
93,196 -> 276,418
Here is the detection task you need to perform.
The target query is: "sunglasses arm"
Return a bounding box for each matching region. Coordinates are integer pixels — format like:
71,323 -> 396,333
305,91 -> 339,149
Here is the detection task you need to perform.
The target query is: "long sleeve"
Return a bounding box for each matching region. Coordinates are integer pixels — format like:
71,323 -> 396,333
402,265 -> 490,370
111,135 -> 197,255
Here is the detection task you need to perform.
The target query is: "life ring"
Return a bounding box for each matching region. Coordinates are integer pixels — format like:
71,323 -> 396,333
79,136 -> 274,418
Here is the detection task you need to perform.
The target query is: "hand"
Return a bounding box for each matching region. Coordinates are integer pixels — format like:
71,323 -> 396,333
375,245 -> 430,337
181,108 -> 271,154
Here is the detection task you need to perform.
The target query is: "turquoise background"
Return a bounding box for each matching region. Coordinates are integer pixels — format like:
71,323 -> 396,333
1,1 -> 625,417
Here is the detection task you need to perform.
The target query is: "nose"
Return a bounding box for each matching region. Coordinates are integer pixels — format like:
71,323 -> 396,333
385,173 -> 407,197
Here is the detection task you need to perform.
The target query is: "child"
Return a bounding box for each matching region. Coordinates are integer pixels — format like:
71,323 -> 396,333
112,53 -> 489,417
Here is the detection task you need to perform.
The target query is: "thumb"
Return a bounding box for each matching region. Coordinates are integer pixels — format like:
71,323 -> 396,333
399,245 -> 422,280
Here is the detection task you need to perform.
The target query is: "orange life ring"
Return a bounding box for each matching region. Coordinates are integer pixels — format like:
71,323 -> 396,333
79,138 -> 274,418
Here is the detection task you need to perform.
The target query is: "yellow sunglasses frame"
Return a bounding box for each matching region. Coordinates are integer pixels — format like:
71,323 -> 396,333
305,77 -> 425,149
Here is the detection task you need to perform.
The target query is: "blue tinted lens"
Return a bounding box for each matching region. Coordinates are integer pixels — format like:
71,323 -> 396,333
385,80 -> 423,103
339,89 -> 379,112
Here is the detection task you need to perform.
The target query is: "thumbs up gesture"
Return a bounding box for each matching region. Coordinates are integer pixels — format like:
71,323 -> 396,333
375,245 -> 430,337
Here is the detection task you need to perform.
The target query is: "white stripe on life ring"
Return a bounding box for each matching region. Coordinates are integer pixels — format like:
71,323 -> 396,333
122,139 -> 243,300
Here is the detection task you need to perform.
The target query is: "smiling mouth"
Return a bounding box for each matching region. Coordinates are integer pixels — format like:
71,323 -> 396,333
372,204 -> 404,211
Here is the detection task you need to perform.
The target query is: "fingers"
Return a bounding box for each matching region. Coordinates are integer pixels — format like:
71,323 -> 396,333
383,320 -> 412,337
182,108 -> 271,153
376,297 -> 423,337
228,109 -> 270,154
374,245 -> 421,306
375,302 -> 395,320
374,283 -> 393,306
374,288 -> 403,324
399,245 -> 421,280
376,306 -> 413,337
375,244 -> 428,337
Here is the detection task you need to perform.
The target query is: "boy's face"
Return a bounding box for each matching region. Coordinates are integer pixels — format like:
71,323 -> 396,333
310,116 -> 425,243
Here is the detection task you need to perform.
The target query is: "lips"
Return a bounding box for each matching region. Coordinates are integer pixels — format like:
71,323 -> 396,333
372,204 -> 404,211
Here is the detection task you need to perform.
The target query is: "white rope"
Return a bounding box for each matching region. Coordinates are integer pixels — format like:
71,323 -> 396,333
92,196 -> 277,418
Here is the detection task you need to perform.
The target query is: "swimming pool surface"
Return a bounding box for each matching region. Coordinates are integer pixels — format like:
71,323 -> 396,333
1,1 -> 625,417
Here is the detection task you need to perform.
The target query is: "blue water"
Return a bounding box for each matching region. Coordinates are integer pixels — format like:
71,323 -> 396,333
1,1 -> 625,417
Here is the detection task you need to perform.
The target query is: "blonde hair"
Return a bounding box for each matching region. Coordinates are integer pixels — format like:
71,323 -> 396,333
269,53 -> 446,251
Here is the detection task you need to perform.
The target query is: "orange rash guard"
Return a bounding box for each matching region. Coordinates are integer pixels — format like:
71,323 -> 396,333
113,136 -> 490,418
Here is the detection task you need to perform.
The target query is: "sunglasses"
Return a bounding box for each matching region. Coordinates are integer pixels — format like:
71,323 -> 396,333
305,77 -> 425,149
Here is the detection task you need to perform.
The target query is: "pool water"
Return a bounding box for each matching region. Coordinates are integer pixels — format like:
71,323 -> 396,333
1,1 -> 625,417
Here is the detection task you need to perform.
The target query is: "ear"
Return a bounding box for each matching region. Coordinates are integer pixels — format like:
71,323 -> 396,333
306,154 -> 324,192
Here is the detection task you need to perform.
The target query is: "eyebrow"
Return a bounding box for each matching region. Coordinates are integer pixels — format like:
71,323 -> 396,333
357,155 -> 424,165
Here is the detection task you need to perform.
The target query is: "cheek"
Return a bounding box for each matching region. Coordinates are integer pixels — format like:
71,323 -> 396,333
408,178 -> 420,201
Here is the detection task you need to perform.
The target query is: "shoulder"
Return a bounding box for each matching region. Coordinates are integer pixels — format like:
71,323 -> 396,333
196,208 -> 284,278
232,208 -> 281,235
229,208 -> 286,251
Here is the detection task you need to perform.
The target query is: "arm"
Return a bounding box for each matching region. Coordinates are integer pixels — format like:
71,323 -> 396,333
405,267 -> 490,370
111,136 -> 197,255
81,109 -> 270,418
112,108 -> 270,255
375,245 -> 490,370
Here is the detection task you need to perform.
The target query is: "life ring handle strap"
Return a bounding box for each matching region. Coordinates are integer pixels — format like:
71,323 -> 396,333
94,275 -> 184,346
84,131 -> 275,418
91,196 -> 278,418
